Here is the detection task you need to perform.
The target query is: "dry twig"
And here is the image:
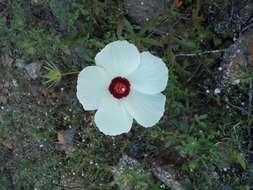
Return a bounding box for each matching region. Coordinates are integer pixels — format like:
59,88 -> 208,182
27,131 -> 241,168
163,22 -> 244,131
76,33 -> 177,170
175,49 -> 227,57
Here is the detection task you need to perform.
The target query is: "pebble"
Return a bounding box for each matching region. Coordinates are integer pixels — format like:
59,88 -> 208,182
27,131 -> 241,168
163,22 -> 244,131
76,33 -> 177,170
12,79 -> 18,87
15,59 -> 26,69
0,94 -> 8,105
232,79 -> 240,85
214,88 -> 221,94
24,62 -> 42,80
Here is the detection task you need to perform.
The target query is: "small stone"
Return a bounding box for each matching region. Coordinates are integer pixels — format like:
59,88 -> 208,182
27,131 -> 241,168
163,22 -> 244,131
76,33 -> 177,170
1,54 -> 14,66
57,129 -> 75,152
211,171 -> 219,180
207,0 -> 253,35
0,94 -> 8,105
15,59 -> 26,69
214,88 -> 221,94
24,62 -> 42,80
124,0 -> 171,34
31,0 -> 45,6
160,184 -> 166,189
232,79 -> 240,85
32,0 -> 39,4
12,79 -> 18,87
216,27 -> 253,89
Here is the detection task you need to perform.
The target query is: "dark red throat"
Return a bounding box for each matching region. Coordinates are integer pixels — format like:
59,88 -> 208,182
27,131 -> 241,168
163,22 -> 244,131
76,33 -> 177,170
109,77 -> 131,99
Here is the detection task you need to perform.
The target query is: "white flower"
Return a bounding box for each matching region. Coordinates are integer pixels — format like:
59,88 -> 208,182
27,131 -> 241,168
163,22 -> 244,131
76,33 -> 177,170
76,40 -> 168,136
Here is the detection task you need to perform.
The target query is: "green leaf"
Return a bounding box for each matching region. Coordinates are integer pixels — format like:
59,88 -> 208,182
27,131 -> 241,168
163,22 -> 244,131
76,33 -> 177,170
233,151 -> 247,170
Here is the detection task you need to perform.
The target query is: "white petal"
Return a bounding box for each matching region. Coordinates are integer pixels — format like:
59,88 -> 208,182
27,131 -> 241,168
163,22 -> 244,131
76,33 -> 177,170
124,90 -> 166,127
128,52 -> 168,94
95,40 -> 140,77
95,96 -> 133,136
76,66 -> 108,111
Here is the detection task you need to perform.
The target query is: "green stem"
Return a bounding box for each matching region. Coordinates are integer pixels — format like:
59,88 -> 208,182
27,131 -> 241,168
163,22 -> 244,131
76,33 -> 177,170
61,71 -> 80,76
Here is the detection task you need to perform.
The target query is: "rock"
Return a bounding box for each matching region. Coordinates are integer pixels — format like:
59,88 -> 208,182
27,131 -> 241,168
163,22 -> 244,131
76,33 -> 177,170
244,30 -> 253,67
0,140 -> 14,149
128,142 -> 147,159
118,154 -> 139,167
114,155 -> 148,190
57,129 -> 75,153
216,41 -> 243,89
0,80 -> 4,90
216,27 -> 253,89
204,0 -> 253,36
31,0 -> 45,6
0,94 -> 8,105
24,62 -> 42,80
151,165 -> 185,190
1,54 -> 14,66
115,155 -> 185,190
31,0 -> 54,22
15,59 -> 26,69
124,0 -> 172,34
12,79 -> 18,88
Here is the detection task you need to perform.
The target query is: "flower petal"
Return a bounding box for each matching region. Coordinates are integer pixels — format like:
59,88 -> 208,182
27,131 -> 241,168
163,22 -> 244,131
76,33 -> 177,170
95,96 -> 133,136
128,52 -> 168,94
76,66 -> 108,111
123,90 -> 166,127
95,40 -> 140,77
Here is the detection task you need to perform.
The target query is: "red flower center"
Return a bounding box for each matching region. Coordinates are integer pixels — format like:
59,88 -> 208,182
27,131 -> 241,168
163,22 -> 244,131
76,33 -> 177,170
109,77 -> 131,99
